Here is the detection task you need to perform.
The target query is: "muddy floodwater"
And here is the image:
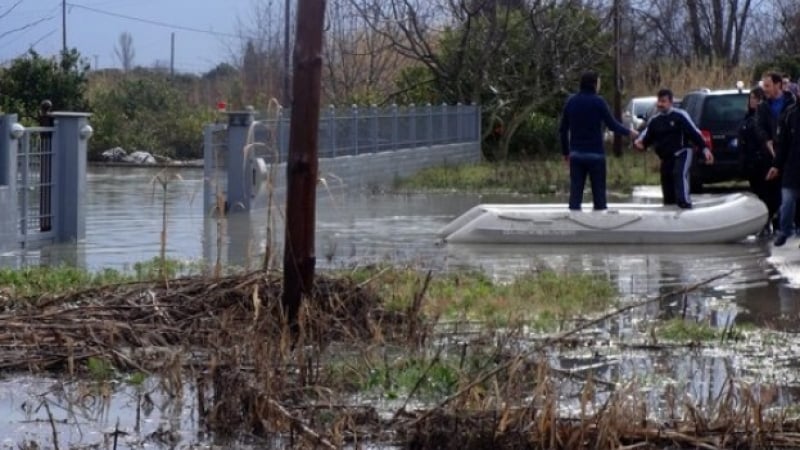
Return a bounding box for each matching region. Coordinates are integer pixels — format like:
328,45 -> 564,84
1,166 -> 799,448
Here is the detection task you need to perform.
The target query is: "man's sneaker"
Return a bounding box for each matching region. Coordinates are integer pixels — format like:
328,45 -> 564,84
677,203 -> 692,209
774,234 -> 788,247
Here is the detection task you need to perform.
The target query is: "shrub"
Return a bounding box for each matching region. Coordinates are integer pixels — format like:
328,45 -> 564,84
88,74 -> 215,160
506,113 -> 560,158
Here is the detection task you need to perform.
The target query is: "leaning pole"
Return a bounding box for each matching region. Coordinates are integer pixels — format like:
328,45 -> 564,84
282,0 -> 327,333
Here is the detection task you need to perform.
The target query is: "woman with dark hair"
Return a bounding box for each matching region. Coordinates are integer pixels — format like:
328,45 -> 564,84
740,86 -> 780,235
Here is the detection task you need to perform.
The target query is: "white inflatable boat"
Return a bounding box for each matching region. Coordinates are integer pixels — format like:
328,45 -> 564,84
438,192 -> 767,245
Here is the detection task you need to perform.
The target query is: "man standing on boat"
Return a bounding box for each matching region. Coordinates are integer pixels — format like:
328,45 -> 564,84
634,89 -> 713,209
559,71 -> 639,211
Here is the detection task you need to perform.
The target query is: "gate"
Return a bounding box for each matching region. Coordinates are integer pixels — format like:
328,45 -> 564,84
18,127 -> 56,246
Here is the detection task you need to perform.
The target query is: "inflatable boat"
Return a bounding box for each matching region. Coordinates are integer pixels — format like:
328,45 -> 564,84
438,192 -> 767,245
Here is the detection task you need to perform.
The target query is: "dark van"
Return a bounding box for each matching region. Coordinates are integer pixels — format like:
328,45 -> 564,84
679,88 -> 749,192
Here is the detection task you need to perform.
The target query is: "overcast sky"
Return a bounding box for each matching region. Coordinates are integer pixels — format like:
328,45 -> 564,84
0,0 -> 266,73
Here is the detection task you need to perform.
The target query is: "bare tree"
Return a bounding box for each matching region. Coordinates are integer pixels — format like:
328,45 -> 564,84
351,0 -> 515,105
749,0 -> 800,62
351,0 -> 613,159
323,0 -> 409,103
630,0 -> 755,66
231,0 -> 287,107
114,32 -> 136,72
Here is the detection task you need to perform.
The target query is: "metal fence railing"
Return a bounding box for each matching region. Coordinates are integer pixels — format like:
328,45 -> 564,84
18,127 -> 56,244
250,103 -> 480,163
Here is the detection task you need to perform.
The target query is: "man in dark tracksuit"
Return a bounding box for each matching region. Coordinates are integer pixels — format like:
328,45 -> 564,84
766,100 -> 800,246
755,72 -> 796,235
635,89 -> 713,208
559,71 -> 638,210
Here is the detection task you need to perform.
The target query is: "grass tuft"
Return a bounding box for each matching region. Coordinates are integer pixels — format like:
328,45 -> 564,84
349,267 -> 618,329
395,153 -> 663,195
657,319 -> 720,342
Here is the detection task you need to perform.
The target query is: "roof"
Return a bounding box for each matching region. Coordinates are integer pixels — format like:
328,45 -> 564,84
685,88 -> 749,96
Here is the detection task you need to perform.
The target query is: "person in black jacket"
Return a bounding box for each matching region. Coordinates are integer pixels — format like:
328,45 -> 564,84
756,72 -> 798,234
559,71 -> 638,211
634,89 -> 713,208
766,100 -> 800,246
739,87 -> 780,235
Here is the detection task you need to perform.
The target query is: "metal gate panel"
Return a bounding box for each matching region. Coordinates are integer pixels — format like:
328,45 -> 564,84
18,127 -> 56,246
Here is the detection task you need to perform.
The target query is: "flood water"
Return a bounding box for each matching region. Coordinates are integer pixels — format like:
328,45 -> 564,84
4,165 -> 795,320
1,165 -> 800,447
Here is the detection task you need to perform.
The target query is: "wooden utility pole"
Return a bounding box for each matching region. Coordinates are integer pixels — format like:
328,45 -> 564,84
170,32 -> 175,77
281,0 -> 326,332
612,0 -> 623,157
62,0 -> 67,54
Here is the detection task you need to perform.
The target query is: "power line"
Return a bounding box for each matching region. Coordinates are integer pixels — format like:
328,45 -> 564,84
65,2 -> 240,39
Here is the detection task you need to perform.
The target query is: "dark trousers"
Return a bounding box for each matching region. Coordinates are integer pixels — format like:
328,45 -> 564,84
745,165 -> 781,229
779,188 -> 800,237
569,152 -> 606,210
660,149 -> 692,206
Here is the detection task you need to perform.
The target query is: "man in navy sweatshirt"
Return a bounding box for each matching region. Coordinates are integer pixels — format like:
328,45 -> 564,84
559,71 -> 638,210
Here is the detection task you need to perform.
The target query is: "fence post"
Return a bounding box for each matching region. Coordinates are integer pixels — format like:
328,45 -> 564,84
370,104 -> 379,153
226,110 -> 256,213
20,132 -> 29,237
456,103 -> 463,142
475,104 -> 481,142
52,112 -> 92,243
391,103 -> 399,151
409,103 -> 416,148
203,124 -> 215,216
426,103 -> 434,147
276,107 -> 286,162
352,104 -> 359,155
441,103 -> 448,144
0,115 -> 20,251
328,105 -> 337,158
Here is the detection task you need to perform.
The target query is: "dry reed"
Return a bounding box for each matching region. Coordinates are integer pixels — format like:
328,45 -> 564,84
629,59 -> 753,98
3,270 -> 799,449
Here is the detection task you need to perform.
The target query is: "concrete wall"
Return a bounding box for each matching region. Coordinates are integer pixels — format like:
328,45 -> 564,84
320,142 -> 480,189
251,141 -> 481,203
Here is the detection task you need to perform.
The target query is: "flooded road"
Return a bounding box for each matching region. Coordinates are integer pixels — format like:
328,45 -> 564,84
3,165 -> 794,323
1,165 -> 799,448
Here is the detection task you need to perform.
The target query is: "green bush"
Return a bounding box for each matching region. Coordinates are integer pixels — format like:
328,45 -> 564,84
506,113 -> 560,158
0,49 -> 89,123
88,74 -> 215,160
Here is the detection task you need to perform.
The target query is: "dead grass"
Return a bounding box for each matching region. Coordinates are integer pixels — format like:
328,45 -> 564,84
4,269 -> 800,449
629,59 -> 753,97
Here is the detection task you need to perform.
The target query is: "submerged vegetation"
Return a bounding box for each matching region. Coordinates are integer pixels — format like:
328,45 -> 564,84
396,152 -> 664,195
350,267 -> 617,329
0,263 -> 797,448
0,257 -> 201,299
656,318 -> 750,343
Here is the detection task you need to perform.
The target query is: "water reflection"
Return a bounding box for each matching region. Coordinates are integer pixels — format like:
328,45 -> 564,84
551,347 -> 800,420
0,376 -> 270,449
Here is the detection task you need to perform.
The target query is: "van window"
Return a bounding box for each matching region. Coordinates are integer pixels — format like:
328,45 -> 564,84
633,100 -> 656,117
701,94 -> 748,129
